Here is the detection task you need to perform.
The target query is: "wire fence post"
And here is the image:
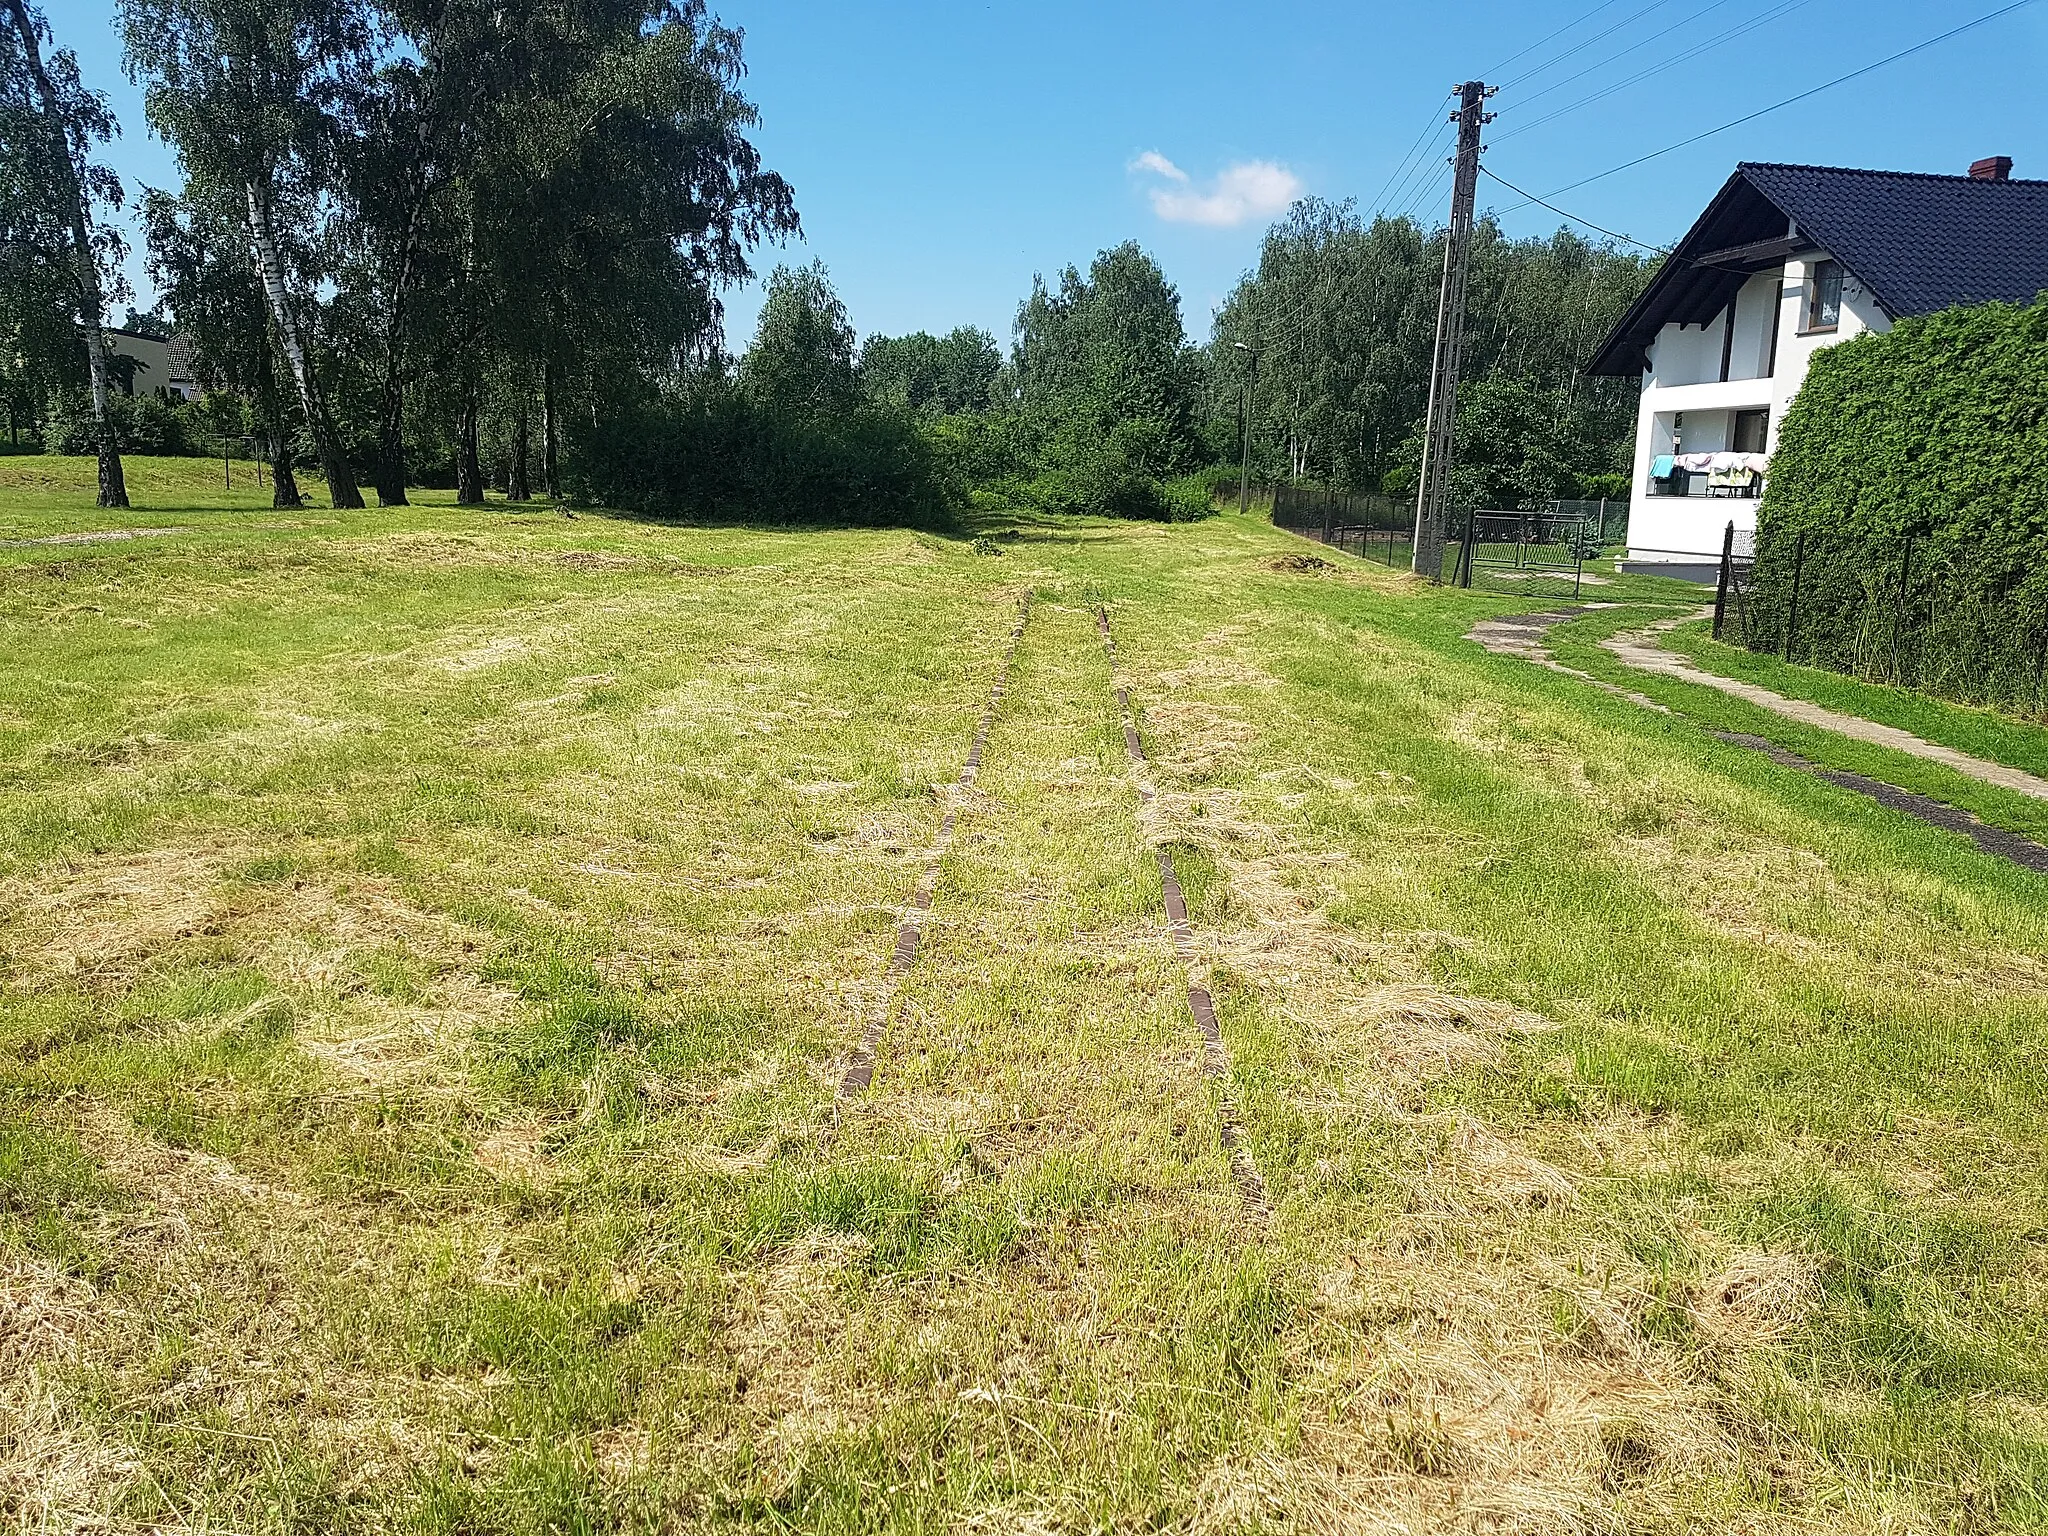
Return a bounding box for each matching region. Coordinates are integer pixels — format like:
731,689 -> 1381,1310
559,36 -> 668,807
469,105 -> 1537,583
1457,510 -> 1477,588
1784,528 -> 1806,661
1712,520 -> 1735,640
1890,535 -> 1914,682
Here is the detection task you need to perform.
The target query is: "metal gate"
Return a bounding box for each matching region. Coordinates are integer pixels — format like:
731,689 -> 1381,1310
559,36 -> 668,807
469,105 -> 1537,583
1455,511 -> 1597,597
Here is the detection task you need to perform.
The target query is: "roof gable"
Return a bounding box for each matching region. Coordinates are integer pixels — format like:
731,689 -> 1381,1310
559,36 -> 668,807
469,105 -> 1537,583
1586,161 -> 2048,376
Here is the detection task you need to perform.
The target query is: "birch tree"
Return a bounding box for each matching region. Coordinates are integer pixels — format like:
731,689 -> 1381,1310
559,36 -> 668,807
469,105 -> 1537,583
1,0 -> 128,506
122,0 -> 370,507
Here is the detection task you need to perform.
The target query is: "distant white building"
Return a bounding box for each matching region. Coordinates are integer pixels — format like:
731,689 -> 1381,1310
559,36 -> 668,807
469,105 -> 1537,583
100,326 -> 204,403
1587,157 -> 2048,566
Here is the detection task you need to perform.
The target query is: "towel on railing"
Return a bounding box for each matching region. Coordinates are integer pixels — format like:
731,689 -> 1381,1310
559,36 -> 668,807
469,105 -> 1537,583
1650,454 -> 1676,479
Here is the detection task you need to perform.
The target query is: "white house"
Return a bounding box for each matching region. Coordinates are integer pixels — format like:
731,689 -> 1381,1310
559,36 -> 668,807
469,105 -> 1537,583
100,326 -> 204,403
1586,157 -> 2048,568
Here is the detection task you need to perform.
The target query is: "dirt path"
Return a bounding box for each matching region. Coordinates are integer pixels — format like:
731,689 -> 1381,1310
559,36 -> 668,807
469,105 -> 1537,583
1471,607 -> 2048,873
1098,606 -> 1269,1221
1605,610 -> 2048,802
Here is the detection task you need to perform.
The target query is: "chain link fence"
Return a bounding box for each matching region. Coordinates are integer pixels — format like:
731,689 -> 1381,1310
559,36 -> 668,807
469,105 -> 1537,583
1727,523 -> 2048,716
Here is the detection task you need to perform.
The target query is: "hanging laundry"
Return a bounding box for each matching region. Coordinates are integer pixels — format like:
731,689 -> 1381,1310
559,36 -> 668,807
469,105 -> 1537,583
1650,454 -> 1676,479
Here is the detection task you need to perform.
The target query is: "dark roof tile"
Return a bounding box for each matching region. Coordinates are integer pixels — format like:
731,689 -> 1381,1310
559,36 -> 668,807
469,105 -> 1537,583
1739,161 -> 2048,316
1586,162 -> 2048,375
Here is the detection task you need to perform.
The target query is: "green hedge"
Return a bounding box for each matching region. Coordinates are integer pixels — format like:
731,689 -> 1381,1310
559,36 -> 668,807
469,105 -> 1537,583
1751,295 -> 2048,714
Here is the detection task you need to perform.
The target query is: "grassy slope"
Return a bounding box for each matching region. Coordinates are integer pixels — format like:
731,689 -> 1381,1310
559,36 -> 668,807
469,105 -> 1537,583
4,457 -> 2047,1532
1548,606 -> 2048,846
1658,617 -> 2048,779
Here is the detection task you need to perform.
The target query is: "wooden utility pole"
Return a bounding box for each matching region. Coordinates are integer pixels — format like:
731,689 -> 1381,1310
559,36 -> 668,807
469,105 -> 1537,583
1412,80 -> 1493,582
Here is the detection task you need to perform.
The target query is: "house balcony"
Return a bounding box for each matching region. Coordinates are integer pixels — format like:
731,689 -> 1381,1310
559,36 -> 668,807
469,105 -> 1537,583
1641,376 -> 1775,412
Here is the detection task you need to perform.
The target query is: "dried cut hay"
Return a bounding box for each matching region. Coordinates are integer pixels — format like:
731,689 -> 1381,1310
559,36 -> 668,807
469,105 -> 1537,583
1365,984 -> 1553,1082
0,1257 -> 135,1525
1269,553 -> 1335,574
1444,1118 -> 1578,1213
0,841 -> 244,984
1285,1241 -> 1749,1535
473,1117 -> 563,1185
1690,1252 -> 1822,1347
431,634 -> 534,673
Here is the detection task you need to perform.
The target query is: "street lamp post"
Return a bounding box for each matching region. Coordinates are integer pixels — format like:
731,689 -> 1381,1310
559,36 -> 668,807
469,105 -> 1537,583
1233,341 -> 1259,517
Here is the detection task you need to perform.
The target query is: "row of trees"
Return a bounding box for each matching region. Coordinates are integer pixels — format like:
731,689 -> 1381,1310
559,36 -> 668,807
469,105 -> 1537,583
4,0 -> 1653,523
1207,199 -> 1653,505
2,0 -> 796,509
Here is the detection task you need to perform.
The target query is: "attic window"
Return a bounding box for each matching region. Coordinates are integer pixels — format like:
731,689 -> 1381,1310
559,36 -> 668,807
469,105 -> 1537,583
1805,259 -> 1842,333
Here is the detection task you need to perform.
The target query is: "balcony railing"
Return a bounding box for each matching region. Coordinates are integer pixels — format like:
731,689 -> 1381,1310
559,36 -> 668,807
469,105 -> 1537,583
1647,453 -> 1768,500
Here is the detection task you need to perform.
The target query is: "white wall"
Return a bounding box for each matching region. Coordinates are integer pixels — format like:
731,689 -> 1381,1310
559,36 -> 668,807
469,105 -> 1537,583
1624,250 -> 1892,560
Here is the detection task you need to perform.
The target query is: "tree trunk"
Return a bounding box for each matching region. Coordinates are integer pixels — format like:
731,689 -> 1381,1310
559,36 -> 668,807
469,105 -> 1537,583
243,181 -> 363,509
270,432 -> 302,509
257,350 -> 302,509
541,362 -> 560,498
371,191 -> 422,507
456,374 -> 483,505
507,389 -> 530,501
5,0 -> 126,507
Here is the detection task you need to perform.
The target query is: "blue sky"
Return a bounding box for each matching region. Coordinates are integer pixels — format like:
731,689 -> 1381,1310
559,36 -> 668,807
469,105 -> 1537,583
61,0 -> 2048,349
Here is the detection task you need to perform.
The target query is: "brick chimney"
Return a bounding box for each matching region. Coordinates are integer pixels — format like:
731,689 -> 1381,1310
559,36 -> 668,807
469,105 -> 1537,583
1970,156 -> 2014,181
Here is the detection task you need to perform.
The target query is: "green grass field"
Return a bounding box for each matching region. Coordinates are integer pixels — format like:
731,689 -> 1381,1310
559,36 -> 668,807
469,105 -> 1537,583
7,456 -> 2048,1533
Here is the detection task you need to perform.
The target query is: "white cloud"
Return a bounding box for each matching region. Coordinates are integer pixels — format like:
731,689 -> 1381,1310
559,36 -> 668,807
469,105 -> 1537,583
1130,155 -> 1303,228
1128,150 -> 1190,184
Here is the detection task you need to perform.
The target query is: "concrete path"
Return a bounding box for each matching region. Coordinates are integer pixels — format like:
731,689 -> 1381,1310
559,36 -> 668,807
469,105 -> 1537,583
1468,605 -> 2048,873
1603,611 -> 2048,803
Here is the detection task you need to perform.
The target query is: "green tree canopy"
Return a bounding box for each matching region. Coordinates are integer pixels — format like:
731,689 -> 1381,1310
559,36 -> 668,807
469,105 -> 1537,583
740,261 -> 858,419
859,326 -> 1000,416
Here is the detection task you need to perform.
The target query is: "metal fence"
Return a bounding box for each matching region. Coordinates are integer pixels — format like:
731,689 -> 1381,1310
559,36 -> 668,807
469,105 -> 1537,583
1270,483 -> 1625,557
1726,525 -> 2048,716
1286,503 -> 1600,597
1450,511 -> 1602,598
1268,482 -> 1408,540
1551,497 -> 1630,546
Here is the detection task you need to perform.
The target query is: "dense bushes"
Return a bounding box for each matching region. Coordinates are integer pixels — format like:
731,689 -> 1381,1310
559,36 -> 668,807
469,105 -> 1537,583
1751,296 -> 2048,712
41,389 -> 208,457
565,380 -> 957,529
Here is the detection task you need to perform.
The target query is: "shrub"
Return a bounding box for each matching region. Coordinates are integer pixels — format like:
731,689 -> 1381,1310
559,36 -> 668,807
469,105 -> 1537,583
1013,421 -> 1216,522
1751,296 -> 2048,713
42,388 -> 204,457
564,378 -> 957,529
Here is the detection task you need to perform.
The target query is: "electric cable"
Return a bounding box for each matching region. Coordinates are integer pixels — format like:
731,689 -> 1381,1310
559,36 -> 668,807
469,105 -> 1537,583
1498,0 -> 1682,91
1379,119 -> 1455,219
1366,94 -> 1456,217
1495,0 -> 2043,212
1494,0 -> 1822,144
1479,0 -> 1633,80
1503,0 -> 1769,114
1478,166 -> 1666,251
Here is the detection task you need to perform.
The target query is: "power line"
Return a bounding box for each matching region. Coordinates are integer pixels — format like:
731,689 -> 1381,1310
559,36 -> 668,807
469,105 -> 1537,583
1381,120 -> 1455,220
1503,0 -> 1765,115
1499,0 -> 1681,91
1498,0 -> 2042,211
1478,166 -> 1666,251
1494,0 -> 1822,145
1366,94 -> 1456,216
1480,0 -> 1631,80
1399,161 -> 1456,225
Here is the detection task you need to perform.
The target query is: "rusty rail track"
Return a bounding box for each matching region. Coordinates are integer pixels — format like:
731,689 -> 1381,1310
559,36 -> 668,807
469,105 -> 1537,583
826,594 -> 1032,1129
1097,606 -> 1271,1222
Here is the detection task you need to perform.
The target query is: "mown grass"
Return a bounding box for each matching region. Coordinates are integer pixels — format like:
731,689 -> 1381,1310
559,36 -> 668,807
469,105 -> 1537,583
1661,616 -> 2048,776
1547,604 -> 2048,845
4,456 -> 2048,1531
